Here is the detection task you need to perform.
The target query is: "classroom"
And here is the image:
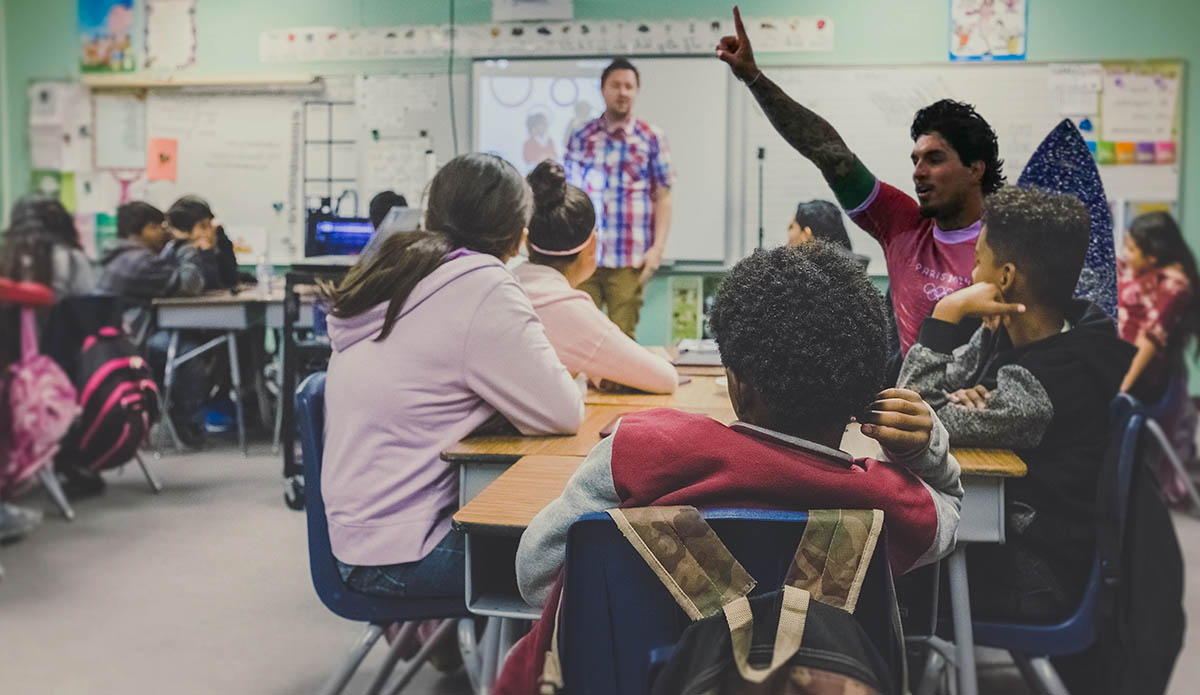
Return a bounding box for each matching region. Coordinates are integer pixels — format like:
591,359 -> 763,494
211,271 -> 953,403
1,1 -> 1198,693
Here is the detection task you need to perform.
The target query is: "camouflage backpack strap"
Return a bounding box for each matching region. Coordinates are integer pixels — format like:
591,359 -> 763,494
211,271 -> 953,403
606,505 -> 757,619
784,509 -> 884,613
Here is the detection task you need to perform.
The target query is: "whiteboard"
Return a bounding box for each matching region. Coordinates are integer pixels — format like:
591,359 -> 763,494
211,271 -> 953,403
473,58 -> 733,263
740,63 -> 1182,273
144,93 -> 304,263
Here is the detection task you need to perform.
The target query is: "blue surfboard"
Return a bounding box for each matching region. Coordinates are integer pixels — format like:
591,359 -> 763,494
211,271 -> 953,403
1018,119 -> 1117,318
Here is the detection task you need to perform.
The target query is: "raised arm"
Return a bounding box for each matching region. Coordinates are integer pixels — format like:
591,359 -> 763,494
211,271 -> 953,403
716,6 -> 857,185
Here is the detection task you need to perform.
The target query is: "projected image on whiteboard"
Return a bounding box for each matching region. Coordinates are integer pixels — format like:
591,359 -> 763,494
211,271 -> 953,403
475,63 -> 604,174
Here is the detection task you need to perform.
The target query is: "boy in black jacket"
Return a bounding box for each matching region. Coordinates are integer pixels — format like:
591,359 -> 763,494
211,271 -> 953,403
98,201 -> 214,447
899,186 -> 1133,622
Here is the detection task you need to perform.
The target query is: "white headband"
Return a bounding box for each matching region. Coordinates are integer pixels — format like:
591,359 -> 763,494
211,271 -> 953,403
528,235 -> 592,256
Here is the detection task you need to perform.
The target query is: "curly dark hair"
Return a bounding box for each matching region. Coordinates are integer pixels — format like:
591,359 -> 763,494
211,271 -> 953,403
708,242 -> 889,434
982,186 -> 1090,310
911,99 -> 1005,195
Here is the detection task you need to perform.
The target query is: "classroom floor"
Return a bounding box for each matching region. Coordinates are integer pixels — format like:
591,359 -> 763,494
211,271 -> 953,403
0,438 -> 1197,694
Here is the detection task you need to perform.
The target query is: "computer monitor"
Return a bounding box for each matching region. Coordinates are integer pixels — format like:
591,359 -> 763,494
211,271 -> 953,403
305,212 -> 376,257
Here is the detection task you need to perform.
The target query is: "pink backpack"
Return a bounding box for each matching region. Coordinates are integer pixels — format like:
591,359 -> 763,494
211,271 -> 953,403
2,304 -> 79,499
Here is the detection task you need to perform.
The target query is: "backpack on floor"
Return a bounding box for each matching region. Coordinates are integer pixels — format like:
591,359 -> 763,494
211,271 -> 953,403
1,296 -> 78,498
58,325 -> 160,472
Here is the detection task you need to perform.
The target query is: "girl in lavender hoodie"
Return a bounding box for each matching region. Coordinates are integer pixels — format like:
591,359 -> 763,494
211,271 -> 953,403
514,161 -> 677,394
321,153 -> 584,598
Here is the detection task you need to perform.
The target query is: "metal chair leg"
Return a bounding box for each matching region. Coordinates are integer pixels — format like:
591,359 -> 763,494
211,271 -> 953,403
458,617 -> 482,692
161,330 -> 184,452
226,331 -> 246,455
318,623 -> 384,695
1145,418 -> 1200,513
363,623 -> 418,695
272,328 -> 285,455
37,467 -> 74,521
947,545 -> 978,695
384,619 -> 460,695
135,453 -> 163,493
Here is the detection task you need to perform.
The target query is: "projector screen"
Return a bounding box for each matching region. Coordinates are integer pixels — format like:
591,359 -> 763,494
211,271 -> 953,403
473,58 -> 732,263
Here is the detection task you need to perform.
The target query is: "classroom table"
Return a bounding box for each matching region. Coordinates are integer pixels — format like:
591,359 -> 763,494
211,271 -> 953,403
450,429 -> 1025,695
153,286 -> 313,455
583,374 -> 730,410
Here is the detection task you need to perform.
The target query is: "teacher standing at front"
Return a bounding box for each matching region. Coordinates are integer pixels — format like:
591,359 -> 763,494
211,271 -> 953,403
564,58 -> 675,339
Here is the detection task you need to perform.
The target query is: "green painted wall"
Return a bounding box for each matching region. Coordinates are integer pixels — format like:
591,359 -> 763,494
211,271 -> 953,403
4,0 -> 1200,350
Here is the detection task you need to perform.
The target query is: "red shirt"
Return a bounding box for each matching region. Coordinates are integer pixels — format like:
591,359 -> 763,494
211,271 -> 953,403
1118,261 -> 1192,389
848,180 -> 979,355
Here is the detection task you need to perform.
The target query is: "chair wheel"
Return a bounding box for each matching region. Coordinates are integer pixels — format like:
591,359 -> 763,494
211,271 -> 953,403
284,475 -> 305,510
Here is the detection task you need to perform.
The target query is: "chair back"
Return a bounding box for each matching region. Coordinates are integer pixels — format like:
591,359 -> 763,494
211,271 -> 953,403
295,371 -> 465,623
559,508 -> 902,695
972,393 -> 1144,655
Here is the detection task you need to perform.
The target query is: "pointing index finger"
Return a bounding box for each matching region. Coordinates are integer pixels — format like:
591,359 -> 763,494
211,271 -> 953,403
733,6 -> 747,40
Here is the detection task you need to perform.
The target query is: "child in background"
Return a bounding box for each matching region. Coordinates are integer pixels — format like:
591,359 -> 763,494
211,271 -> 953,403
96,202 -> 206,299
497,242 -> 962,693
164,196 -> 236,290
787,198 -> 870,270
0,195 -> 95,299
899,186 -> 1132,629
100,201 -> 213,448
322,153 -> 582,605
368,190 -> 408,230
515,160 -> 677,394
1117,211 -> 1200,500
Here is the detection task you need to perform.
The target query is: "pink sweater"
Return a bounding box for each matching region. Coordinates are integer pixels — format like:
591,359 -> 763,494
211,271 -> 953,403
323,254 -> 584,566
514,262 -> 678,394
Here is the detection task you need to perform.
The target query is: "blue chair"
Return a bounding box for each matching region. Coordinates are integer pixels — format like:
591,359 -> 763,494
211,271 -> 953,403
968,394 -> 1145,695
295,372 -> 473,695
558,508 -> 903,695
1142,363 -> 1200,512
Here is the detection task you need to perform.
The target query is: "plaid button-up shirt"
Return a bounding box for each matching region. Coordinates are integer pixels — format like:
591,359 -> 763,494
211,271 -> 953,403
563,116 -> 675,268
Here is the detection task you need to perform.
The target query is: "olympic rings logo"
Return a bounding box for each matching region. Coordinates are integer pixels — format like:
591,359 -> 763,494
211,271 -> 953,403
924,283 -> 956,301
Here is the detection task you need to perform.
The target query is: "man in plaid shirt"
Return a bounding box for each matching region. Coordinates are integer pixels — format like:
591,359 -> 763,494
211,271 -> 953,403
564,58 -> 675,338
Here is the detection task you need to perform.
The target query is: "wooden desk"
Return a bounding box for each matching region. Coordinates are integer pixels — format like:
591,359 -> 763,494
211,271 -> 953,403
454,440 -> 1027,695
453,448 -> 1026,537
584,375 -> 730,410
443,402 -> 737,463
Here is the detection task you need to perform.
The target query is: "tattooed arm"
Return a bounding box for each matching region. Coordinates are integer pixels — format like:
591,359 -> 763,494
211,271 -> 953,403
716,6 -> 857,185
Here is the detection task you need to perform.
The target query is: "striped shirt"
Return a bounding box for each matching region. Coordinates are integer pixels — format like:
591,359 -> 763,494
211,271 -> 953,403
563,116 -> 675,268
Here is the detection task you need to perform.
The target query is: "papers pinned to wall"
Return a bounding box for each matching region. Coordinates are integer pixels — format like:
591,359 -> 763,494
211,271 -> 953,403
144,0 -> 197,71
259,15 -> 833,63
93,93 -> 147,170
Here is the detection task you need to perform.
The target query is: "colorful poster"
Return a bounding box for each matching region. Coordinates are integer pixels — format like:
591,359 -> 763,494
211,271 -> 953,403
949,0 -> 1027,62
79,0 -> 135,73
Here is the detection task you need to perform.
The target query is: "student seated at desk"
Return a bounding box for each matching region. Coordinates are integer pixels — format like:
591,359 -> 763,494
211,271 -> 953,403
0,195 -> 96,300
321,153 -> 583,601
497,242 -> 963,693
98,201 -> 212,448
898,186 -> 1133,624
514,161 -> 677,394
165,195 -> 237,290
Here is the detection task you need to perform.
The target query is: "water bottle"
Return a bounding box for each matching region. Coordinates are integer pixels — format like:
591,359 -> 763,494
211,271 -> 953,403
256,253 -> 272,298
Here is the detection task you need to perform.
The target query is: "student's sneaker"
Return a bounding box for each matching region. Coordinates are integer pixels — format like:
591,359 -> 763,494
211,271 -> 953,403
0,503 -> 43,544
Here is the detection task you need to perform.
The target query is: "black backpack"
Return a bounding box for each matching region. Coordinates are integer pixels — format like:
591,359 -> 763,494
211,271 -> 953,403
57,324 -> 160,471
545,507 -> 903,695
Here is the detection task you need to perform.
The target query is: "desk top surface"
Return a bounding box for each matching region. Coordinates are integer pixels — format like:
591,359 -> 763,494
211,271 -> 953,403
584,375 -> 730,409
451,441 -> 1026,534
442,402 -> 737,462
152,286 -> 282,306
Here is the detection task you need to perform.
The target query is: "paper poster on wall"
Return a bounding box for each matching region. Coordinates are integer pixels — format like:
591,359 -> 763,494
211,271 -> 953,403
145,0 -> 197,70
147,138 -> 179,181
79,0 -> 135,73
493,0 -> 573,22
94,93 -> 146,169
949,0 -> 1026,62
1100,67 -> 1179,145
